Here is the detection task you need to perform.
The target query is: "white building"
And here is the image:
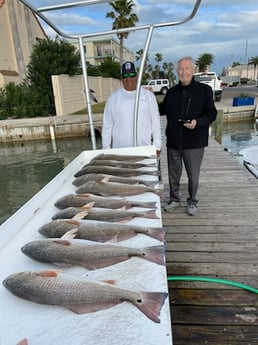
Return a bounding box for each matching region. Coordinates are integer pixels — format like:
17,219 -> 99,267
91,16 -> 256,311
226,64 -> 257,81
70,36 -> 134,66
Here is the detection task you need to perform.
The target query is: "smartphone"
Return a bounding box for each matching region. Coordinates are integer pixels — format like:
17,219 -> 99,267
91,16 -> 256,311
178,119 -> 191,123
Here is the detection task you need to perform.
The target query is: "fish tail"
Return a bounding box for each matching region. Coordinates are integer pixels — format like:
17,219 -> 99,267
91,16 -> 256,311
133,291 -> 168,323
152,187 -> 162,196
141,245 -> 166,265
143,210 -> 159,219
141,201 -> 157,209
143,180 -> 158,188
146,170 -> 160,176
147,227 -> 166,242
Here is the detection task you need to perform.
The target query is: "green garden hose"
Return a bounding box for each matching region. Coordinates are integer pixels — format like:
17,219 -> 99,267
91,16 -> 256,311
167,275 -> 258,294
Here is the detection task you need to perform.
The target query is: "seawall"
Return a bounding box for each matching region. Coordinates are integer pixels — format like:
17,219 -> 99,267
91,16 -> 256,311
0,102 -> 257,143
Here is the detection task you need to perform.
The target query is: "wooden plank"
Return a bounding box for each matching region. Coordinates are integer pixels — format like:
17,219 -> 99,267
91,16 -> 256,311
160,133 -> 258,344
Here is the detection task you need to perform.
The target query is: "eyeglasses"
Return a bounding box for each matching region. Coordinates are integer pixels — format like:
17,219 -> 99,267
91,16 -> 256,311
122,72 -> 136,79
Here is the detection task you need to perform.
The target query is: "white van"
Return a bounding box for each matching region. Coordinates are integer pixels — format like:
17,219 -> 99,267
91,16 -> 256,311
145,79 -> 170,94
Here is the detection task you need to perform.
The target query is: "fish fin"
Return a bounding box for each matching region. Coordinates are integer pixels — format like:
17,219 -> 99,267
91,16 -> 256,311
16,339 -> 28,345
132,291 -> 168,323
115,206 -> 126,211
53,239 -> 71,246
101,176 -> 110,182
37,270 -> 58,278
81,202 -> 95,209
103,279 -> 116,285
84,257 -> 128,270
117,219 -> 131,223
61,229 -> 78,239
143,209 -> 159,219
64,302 -> 121,314
66,219 -> 80,226
105,234 -> 118,243
72,211 -> 88,220
140,245 -> 166,266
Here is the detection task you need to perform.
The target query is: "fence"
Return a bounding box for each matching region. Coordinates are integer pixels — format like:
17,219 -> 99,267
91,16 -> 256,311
51,74 -> 121,116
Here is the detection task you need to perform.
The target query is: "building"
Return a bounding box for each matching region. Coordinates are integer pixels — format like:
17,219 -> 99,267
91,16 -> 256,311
226,64 -> 257,81
0,0 -> 46,88
70,36 -> 134,66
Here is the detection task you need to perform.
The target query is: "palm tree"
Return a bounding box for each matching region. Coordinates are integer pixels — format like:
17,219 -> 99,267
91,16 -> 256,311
166,62 -> 176,86
196,53 -> 214,72
154,53 -> 163,78
106,0 -> 139,64
248,56 -> 258,79
147,63 -> 153,79
135,48 -> 149,83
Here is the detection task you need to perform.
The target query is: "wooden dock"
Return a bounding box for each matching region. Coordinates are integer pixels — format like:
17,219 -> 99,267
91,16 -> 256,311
160,137 -> 258,345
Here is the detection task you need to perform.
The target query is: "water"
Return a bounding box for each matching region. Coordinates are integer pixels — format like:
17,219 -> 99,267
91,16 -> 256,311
0,136 -> 102,225
0,120 -> 257,226
221,120 -> 258,155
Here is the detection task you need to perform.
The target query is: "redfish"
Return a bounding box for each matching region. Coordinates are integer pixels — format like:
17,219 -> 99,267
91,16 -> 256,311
54,193 -> 157,210
51,206 -> 159,222
72,173 -> 157,188
75,179 -> 161,196
90,153 -> 154,161
83,159 -> 155,169
3,270 -> 168,323
74,165 -> 160,178
21,238 -> 166,269
38,219 -> 166,242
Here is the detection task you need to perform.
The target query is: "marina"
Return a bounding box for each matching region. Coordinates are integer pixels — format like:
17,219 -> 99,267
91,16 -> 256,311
0,133 -> 258,344
161,137 -> 258,345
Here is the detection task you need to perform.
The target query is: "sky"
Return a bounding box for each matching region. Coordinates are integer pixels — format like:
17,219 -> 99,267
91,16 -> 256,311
27,0 -> 258,75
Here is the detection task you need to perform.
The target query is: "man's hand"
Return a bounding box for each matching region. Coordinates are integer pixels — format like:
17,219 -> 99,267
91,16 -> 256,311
156,150 -> 161,158
184,119 -> 197,129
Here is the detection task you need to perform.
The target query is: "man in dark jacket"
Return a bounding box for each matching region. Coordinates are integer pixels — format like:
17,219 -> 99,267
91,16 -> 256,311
159,56 -> 217,216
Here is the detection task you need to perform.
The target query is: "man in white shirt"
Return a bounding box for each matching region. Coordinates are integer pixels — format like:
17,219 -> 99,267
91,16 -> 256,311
102,61 -> 162,157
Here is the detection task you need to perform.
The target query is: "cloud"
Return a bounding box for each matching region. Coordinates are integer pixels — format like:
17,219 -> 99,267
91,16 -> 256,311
31,0 -> 258,74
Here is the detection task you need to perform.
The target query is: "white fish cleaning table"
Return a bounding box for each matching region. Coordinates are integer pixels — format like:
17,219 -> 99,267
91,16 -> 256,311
0,146 -> 173,345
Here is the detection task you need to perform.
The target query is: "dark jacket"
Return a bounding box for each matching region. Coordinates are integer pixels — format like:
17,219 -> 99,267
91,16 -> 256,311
159,79 -> 217,150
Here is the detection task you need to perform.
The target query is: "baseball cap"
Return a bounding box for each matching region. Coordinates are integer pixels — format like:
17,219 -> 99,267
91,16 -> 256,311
121,61 -> 136,75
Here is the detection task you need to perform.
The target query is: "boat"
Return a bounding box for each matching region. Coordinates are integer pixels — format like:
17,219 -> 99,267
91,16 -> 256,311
0,146 -> 172,345
239,145 -> 258,178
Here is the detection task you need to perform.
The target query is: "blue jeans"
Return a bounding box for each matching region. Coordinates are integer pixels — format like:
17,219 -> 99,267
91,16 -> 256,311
167,147 -> 204,206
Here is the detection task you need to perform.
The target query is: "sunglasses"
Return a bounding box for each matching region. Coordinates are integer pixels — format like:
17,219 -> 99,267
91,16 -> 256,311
122,72 -> 136,79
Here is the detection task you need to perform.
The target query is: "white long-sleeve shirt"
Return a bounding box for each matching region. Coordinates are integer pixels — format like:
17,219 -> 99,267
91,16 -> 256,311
102,87 -> 162,150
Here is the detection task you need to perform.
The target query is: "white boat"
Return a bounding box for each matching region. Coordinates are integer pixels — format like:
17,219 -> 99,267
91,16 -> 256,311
0,146 -> 172,345
239,145 -> 258,178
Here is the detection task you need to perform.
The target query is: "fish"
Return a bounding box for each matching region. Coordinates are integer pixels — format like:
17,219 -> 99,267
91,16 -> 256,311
21,237 -> 166,269
83,159 -> 155,169
3,270 -> 168,323
90,153 -> 155,161
75,179 -> 161,196
74,165 -> 160,178
72,173 -> 157,188
54,193 -> 157,210
51,206 -> 159,222
38,219 -> 166,242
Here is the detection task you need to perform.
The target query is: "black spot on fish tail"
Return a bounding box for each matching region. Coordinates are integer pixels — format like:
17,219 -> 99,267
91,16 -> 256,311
131,291 -> 168,323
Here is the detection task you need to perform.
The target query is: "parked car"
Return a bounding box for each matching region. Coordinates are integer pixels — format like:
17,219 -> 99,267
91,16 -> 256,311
145,79 -> 170,95
193,71 -> 223,101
